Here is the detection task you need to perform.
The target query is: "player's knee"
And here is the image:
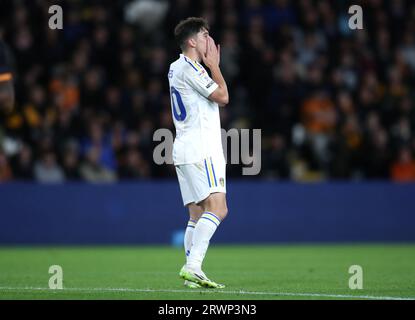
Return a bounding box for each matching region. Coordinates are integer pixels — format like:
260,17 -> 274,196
216,205 -> 228,221
201,194 -> 228,220
221,207 -> 229,221
188,203 -> 204,221
189,212 -> 201,222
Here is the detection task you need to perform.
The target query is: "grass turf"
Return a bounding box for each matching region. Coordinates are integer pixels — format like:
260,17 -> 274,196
0,244 -> 414,300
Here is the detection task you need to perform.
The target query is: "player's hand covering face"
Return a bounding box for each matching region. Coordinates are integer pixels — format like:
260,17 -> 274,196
202,36 -> 220,69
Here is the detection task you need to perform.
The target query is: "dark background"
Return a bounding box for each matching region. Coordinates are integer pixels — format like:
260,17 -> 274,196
0,0 -> 414,184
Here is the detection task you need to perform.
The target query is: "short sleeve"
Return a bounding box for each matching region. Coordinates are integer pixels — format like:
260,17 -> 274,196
183,66 -> 219,98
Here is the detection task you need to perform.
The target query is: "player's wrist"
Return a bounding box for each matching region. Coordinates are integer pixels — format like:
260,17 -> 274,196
207,62 -> 220,70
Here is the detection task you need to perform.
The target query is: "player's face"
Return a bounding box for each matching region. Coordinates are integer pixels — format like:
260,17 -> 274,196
195,28 -> 209,58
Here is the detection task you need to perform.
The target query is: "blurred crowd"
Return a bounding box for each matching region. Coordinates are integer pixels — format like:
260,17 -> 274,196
0,0 -> 415,183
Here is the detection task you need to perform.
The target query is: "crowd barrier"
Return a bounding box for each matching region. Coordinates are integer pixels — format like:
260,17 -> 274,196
0,181 -> 414,244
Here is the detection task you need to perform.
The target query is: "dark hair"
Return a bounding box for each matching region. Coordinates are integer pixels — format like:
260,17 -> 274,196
174,17 -> 209,51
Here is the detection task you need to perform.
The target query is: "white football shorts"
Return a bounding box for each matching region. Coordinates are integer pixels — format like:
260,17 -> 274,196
175,156 -> 226,206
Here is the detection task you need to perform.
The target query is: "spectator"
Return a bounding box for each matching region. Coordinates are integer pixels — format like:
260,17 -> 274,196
0,150 -> 13,182
118,149 -> 150,179
62,142 -> 81,181
263,133 -> 290,179
82,121 -> 116,171
12,144 -> 33,180
391,147 -> 415,182
80,147 -> 117,183
34,151 -> 65,184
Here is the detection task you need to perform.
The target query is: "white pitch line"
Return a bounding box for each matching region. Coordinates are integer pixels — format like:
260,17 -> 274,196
0,286 -> 414,300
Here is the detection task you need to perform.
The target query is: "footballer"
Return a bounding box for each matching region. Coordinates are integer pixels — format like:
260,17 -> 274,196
168,17 -> 229,289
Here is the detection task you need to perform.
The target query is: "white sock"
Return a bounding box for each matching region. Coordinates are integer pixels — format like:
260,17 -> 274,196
186,212 -> 221,270
184,219 -> 196,262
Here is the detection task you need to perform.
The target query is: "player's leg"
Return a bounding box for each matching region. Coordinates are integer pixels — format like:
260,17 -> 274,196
176,165 -> 198,263
200,192 -> 228,220
184,203 -> 203,259
183,203 -> 204,288
180,192 -> 227,288
186,192 -> 227,271
179,157 -> 227,288
176,165 -> 205,288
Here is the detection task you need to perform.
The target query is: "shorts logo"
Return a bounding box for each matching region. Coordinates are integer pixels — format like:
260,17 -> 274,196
219,177 -> 225,187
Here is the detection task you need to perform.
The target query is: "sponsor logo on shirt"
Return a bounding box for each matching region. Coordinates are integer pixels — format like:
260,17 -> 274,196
206,80 -> 215,89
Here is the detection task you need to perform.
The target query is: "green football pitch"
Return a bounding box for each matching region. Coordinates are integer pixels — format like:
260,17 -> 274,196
0,245 -> 414,300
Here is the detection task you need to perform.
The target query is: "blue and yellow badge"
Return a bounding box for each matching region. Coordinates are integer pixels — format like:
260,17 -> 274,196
219,177 -> 225,187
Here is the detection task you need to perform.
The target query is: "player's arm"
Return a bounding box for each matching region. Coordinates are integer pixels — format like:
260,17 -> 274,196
203,37 -> 229,107
208,64 -> 228,107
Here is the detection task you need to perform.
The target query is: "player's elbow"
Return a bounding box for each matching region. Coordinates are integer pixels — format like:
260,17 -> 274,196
218,93 -> 229,107
209,87 -> 229,106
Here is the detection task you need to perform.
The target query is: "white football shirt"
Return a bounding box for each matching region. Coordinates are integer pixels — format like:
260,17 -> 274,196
168,53 -> 224,165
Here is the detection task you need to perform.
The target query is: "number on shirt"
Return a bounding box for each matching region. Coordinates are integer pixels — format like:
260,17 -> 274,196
170,86 -> 187,121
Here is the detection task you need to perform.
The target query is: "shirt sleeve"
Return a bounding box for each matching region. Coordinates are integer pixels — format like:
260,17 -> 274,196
183,66 -> 219,99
